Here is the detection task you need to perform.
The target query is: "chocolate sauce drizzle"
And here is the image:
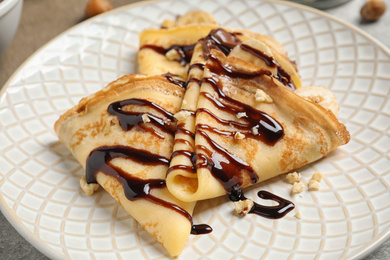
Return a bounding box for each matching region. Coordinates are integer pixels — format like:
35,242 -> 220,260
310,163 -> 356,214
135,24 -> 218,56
202,28 -> 242,57
86,145 -> 211,234
239,43 -> 296,90
140,44 -> 195,65
163,73 -> 187,89
107,98 -> 176,137
86,98 -> 212,235
199,77 -> 284,146
229,188 -> 295,219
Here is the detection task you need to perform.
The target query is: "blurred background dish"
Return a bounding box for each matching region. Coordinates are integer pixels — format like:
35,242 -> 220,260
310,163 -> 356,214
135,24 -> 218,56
0,0 -> 23,54
286,0 -> 352,9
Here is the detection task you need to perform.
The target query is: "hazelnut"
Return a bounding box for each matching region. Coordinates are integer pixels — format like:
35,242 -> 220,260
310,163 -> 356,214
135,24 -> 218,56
308,180 -> 320,191
311,171 -> 323,182
86,0 -> 113,18
234,199 -> 254,216
291,182 -> 304,194
286,171 -> 301,184
361,0 -> 387,22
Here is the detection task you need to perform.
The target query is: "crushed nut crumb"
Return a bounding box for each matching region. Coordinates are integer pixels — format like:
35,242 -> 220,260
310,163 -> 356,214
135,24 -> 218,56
234,132 -> 245,140
255,89 -> 273,103
174,110 -> 191,121
236,112 -> 247,119
252,126 -> 259,135
295,211 -> 302,219
308,180 -> 320,191
311,171 -> 323,182
286,172 -> 301,184
234,199 -> 254,216
142,114 -> 151,123
80,176 -> 99,196
291,182 -> 304,194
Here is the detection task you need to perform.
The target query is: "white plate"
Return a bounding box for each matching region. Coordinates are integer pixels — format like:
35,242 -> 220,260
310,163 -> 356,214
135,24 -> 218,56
1,0 -> 389,259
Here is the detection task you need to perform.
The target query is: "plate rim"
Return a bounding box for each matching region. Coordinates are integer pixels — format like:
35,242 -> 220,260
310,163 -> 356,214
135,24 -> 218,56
0,0 -> 389,259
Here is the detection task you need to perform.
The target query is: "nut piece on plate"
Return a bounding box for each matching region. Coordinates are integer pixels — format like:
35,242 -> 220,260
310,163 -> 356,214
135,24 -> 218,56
286,171 -> 301,184
234,199 -> 254,216
295,211 -> 302,219
291,182 -> 304,194
311,171 -> 324,182
361,0 -> 387,22
308,180 -> 320,191
86,0 -> 113,18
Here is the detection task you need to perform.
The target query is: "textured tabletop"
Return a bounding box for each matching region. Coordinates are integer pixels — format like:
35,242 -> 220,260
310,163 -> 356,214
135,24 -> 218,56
0,0 -> 389,259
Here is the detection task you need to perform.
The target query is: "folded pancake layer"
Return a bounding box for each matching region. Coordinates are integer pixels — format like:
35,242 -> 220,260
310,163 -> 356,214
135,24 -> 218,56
138,14 -> 301,89
166,49 -> 350,202
54,74 -> 195,257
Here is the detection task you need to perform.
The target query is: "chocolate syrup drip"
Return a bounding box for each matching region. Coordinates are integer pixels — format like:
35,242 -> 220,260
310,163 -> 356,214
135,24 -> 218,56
200,79 -> 284,146
229,188 -> 294,219
163,73 -> 187,89
202,28 -> 242,57
85,146 -> 217,232
173,138 -> 194,149
176,122 -> 195,140
140,44 -> 195,65
188,63 -> 205,72
240,43 -> 296,90
171,150 -> 197,169
240,43 -> 277,68
191,224 -> 213,235
208,53 -> 272,79
276,67 -> 295,91
108,98 -> 175,135
196,128 -> 258,193
188,77 -> 202,86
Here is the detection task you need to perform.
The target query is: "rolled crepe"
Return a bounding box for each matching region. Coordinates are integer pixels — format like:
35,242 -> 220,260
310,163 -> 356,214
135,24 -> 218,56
166,48 -> 350,202
54,74 -> 195,257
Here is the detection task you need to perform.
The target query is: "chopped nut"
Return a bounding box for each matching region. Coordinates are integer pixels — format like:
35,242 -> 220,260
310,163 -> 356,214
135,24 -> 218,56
234,132 -> 245,140
295,211 -> 302,219
311,171 -> 323,182
174,110 -> 191,121
80,176 -> 99,195
234,199 -> 254,216
142,114 -> 151,123
236,112 -> 247,119
86,0 -> 113,18
291,182 -> 304,194
286,172 -> 301,184
165,48 -> 182,61
361,0 -> 386,22
308,180 -> 320,191
251,126 -> 259,135
255,89 -> 273,103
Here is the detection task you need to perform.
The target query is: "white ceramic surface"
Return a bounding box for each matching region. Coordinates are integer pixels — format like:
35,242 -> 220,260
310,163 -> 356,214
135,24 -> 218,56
0,0 -> 23,54
0,0 -> 389,259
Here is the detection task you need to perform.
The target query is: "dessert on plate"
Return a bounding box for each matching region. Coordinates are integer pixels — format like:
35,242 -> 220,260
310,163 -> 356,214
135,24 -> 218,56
55,10 -> 350,257
55,75 -> 198,256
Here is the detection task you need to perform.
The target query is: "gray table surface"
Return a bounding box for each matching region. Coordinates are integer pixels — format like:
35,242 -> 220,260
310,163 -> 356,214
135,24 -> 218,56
0,0 -> 389,259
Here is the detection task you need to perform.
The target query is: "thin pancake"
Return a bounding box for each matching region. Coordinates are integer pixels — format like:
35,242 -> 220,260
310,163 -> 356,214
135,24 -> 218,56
54,74 -> 195,257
